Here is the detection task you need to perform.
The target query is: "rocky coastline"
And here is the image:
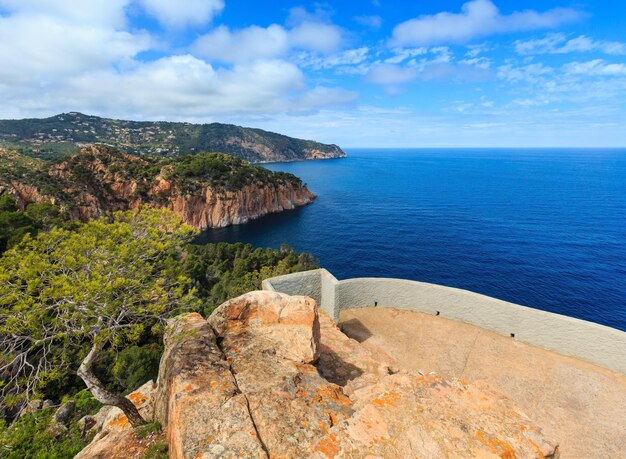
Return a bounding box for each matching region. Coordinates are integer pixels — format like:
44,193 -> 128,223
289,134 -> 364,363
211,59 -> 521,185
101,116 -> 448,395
0,145 -> 316,230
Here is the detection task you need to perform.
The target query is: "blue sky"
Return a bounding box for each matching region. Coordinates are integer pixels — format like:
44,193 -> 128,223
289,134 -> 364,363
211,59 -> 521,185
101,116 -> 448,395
1,0 -> 625,147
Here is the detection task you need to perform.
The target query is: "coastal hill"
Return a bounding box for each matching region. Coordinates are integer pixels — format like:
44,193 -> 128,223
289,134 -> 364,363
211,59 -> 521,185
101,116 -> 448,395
0,145 -> 315,229
0,112 -> 346,162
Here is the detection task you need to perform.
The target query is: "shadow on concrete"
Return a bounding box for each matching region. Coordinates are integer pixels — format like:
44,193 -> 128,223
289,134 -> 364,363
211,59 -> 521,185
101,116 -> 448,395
339,318 -> 373,343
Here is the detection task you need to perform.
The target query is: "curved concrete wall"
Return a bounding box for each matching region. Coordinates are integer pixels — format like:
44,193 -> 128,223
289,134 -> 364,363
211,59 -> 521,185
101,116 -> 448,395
263,269 -> 626,375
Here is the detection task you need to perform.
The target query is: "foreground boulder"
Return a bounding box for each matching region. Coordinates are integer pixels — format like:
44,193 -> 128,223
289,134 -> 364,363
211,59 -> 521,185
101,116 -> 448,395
154,312 -> 267,458
206,292 -> 354,458
310,373 -> 558,458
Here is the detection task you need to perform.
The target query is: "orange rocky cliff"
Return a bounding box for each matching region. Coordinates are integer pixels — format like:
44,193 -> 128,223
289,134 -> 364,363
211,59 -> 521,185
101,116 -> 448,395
5,145 -> 315,230
77,291 -> 559,458
153,179 -> 315,229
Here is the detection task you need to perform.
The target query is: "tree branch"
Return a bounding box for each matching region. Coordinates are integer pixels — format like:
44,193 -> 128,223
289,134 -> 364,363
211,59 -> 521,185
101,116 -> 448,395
77,340 -> 145,427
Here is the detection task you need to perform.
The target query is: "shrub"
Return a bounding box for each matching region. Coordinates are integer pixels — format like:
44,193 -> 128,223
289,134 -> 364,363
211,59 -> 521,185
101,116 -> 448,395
112,344 -> 163,394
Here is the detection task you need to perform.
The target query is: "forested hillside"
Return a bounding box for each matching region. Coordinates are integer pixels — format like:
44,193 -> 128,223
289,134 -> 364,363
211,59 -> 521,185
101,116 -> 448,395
0,112 -> 346,162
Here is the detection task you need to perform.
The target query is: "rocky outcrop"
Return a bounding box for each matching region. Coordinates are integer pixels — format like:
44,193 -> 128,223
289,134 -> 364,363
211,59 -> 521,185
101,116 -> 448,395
205,292 -> 355,458
1,146 -> 315,229
147,292 -> 559,458
6,181 -> 49,210
76,291 -> 559,458
154,312 -> 267,458
155,181 -> 315,229
302,147 -> 344,160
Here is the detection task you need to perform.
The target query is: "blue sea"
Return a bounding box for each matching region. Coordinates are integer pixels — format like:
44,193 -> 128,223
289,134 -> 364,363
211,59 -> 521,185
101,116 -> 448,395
201,149 -> 626,332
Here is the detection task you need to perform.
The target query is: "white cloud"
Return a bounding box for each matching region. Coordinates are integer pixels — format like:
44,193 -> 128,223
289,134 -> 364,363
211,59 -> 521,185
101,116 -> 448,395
0,3 -> 353,120
391,0 -> 581,46
12,56 -> 308,118
286,6 -> 333,26
430,47 -> 453,64
194,25 -> 289,63
290,22 -> 343,54
385,48 -> 428,65
513,98 -> 550,107
492,57 -> 626,112
497,63 -> 554,83
515,34 -> 626,56
563,60 -> 626,77
460,57 -> 492,69
297,48 -> 370,72
368,46 -> 493,86
466,43 -> 492,58
0,0 -> 225,29
137,0 -> 224,28
293,87 -> 358,112
0,10 -> 150,86
283,6 -> 344,53
366,64 -> 418,85
194,20 -> 343,64
0,0 -> 129,26
453,102 -> 474,112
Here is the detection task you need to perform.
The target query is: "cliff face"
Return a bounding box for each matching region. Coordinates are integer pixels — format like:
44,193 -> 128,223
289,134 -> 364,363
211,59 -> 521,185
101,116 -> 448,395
160,182 -> 315,229
1,146 -> 315,229
6,181 -> 48,207
78,291 -> 559,458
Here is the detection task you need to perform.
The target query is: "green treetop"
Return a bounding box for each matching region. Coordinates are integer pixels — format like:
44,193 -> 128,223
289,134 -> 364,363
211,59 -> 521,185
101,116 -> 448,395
0,207 -> 199,426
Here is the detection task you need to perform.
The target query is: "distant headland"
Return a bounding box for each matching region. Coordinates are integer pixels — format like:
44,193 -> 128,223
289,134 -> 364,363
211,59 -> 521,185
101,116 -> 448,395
0,112 -> 346,162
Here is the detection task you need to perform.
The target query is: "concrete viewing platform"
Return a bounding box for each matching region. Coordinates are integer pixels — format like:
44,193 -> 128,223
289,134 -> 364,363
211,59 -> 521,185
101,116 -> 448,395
340,307 -> 626,458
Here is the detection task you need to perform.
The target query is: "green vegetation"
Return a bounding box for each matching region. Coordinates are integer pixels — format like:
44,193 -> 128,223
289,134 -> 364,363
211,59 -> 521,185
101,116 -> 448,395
0,194 -> 68,253
142,440 -> 168,459
0,112 -> 345,162
0,208 -> 198,425
136,422 -> 162,440
184,242 -> 318,315
0,149 -> 51,189
0,390 -> 100,459
163,152 -> 302,193
0,206 -> 317,457
109,344 -> 163,394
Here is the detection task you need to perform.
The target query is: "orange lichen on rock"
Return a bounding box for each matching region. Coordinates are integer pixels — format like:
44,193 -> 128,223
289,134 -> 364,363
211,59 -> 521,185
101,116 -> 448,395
371,390 -> 401,408
107,414 -> 129,430
128,391 -> 148,407
313,384 -> 352,408
476,430 -> 516,459
314,434 -> 341,459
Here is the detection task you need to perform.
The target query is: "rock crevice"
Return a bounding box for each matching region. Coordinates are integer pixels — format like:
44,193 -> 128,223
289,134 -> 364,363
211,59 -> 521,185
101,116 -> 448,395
211,319 -> 270,458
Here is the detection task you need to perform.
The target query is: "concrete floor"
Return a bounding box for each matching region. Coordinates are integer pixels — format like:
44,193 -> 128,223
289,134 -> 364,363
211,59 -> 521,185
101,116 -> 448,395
340,307 -> 626,459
